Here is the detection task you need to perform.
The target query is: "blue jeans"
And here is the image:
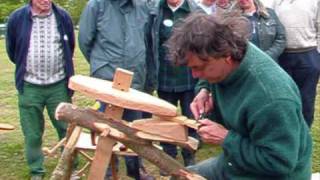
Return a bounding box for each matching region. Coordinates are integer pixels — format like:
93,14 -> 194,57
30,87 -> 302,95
279,49 -> 320,127
187,155 -> 226,180
157,90 -> 198,166
97,102 -> 142,180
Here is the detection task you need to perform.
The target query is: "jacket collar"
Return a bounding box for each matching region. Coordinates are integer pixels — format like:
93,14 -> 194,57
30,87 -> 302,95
27,2 -> 60,20
160,0 -> 191,13
110,0 -> 135,7
237,0 -> 269,19
254,0 -> 269,18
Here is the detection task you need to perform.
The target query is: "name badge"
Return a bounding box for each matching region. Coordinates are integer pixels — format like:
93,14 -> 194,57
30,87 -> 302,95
163,19 -> 173,27
63,34 -> 68,41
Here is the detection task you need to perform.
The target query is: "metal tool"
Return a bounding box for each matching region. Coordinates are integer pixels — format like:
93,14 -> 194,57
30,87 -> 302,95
199,112 -> 206,120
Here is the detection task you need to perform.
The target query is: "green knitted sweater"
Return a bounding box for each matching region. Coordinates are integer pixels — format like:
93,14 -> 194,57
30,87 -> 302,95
197,43 -> 312,179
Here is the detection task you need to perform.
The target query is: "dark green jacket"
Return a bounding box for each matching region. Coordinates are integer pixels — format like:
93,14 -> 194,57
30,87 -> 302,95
197,43 -> 312,180
144,0 -> 201,92
78,0 -> 155,90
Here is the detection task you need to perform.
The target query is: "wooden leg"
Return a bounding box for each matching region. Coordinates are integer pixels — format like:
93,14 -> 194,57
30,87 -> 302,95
111,154 -> 118,180
88,136 -> 116,180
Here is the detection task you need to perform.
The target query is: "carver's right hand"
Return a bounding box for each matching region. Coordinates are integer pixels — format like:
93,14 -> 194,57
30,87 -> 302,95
190,88 -> 213,120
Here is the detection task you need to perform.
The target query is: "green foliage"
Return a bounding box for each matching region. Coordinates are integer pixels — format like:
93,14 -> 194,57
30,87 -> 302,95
64,0 -> 88,25
0,0 -> 27,22
0,0 -> 87,24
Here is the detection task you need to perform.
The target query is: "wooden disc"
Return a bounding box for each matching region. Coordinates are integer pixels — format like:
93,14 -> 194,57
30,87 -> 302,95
69,75 -> 177,116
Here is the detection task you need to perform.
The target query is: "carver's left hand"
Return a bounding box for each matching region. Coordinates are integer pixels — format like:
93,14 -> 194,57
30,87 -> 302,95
197,119 -> 229,145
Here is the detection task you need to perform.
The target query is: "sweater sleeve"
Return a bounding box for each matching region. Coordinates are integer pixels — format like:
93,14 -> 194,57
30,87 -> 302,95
195,79 -> 210,94
222,100 -> 307,175
78,0 -> 100,62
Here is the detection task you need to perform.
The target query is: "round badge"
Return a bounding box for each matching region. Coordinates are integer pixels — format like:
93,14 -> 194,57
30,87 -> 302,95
163,19 -> 174,27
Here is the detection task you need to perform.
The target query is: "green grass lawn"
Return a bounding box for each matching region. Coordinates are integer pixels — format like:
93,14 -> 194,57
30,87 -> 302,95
0,37 -> 319,179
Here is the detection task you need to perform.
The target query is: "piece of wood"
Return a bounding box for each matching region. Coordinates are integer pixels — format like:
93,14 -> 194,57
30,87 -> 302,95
55,103 -> 204,179
78,150 -> 93,161
131,119 -> 188,141
111,155 -> 118,180
76,162 -> 90,177
43,138 -> 66,157
68,75 -> 177,117
50,126 -> 82,180
56,103 -> 198,151
154,115 -> 200,130
75,132 -> 137,156
104,104 -> 124,120
88,136 -> 116,180
0,123 -> 15,130
112,68 -> 133,91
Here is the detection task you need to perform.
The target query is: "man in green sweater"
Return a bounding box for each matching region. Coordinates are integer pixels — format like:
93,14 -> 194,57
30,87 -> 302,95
167,13 -> 312,180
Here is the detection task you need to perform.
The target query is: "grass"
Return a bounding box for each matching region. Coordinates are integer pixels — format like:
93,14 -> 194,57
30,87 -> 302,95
0,37 -> 319,179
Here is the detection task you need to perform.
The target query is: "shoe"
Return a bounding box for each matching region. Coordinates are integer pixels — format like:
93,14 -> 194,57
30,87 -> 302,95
30,175 -> 43,180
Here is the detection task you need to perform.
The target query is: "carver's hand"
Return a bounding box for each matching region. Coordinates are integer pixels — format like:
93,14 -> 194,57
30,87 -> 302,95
190,88 -> 213,119
197,119 -> 228,145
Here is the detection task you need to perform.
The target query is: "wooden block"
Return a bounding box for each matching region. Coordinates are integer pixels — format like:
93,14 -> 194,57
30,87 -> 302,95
112,68 -> 133,91
154,115 -> 200,130
131,119 -> 188,141
105,104 -> 124,120
0,123 -> 15,131
68,75 -> 177,116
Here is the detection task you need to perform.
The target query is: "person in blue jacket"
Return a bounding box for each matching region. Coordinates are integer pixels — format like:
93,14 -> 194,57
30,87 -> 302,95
5,0 -> 75,179
236,0 -> 286,61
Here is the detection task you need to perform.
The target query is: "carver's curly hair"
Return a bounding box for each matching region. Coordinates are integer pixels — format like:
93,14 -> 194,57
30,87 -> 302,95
165,12 -> 250,65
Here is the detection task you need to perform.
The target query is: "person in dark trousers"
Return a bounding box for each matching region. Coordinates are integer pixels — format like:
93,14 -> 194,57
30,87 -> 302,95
6,0 -> 75,179
78,0 -> 157,179
167,13 -> 312,180
274,0 -> 320,127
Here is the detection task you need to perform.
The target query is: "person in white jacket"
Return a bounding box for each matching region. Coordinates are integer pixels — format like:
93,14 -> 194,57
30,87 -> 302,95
274,0 -> 320,127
